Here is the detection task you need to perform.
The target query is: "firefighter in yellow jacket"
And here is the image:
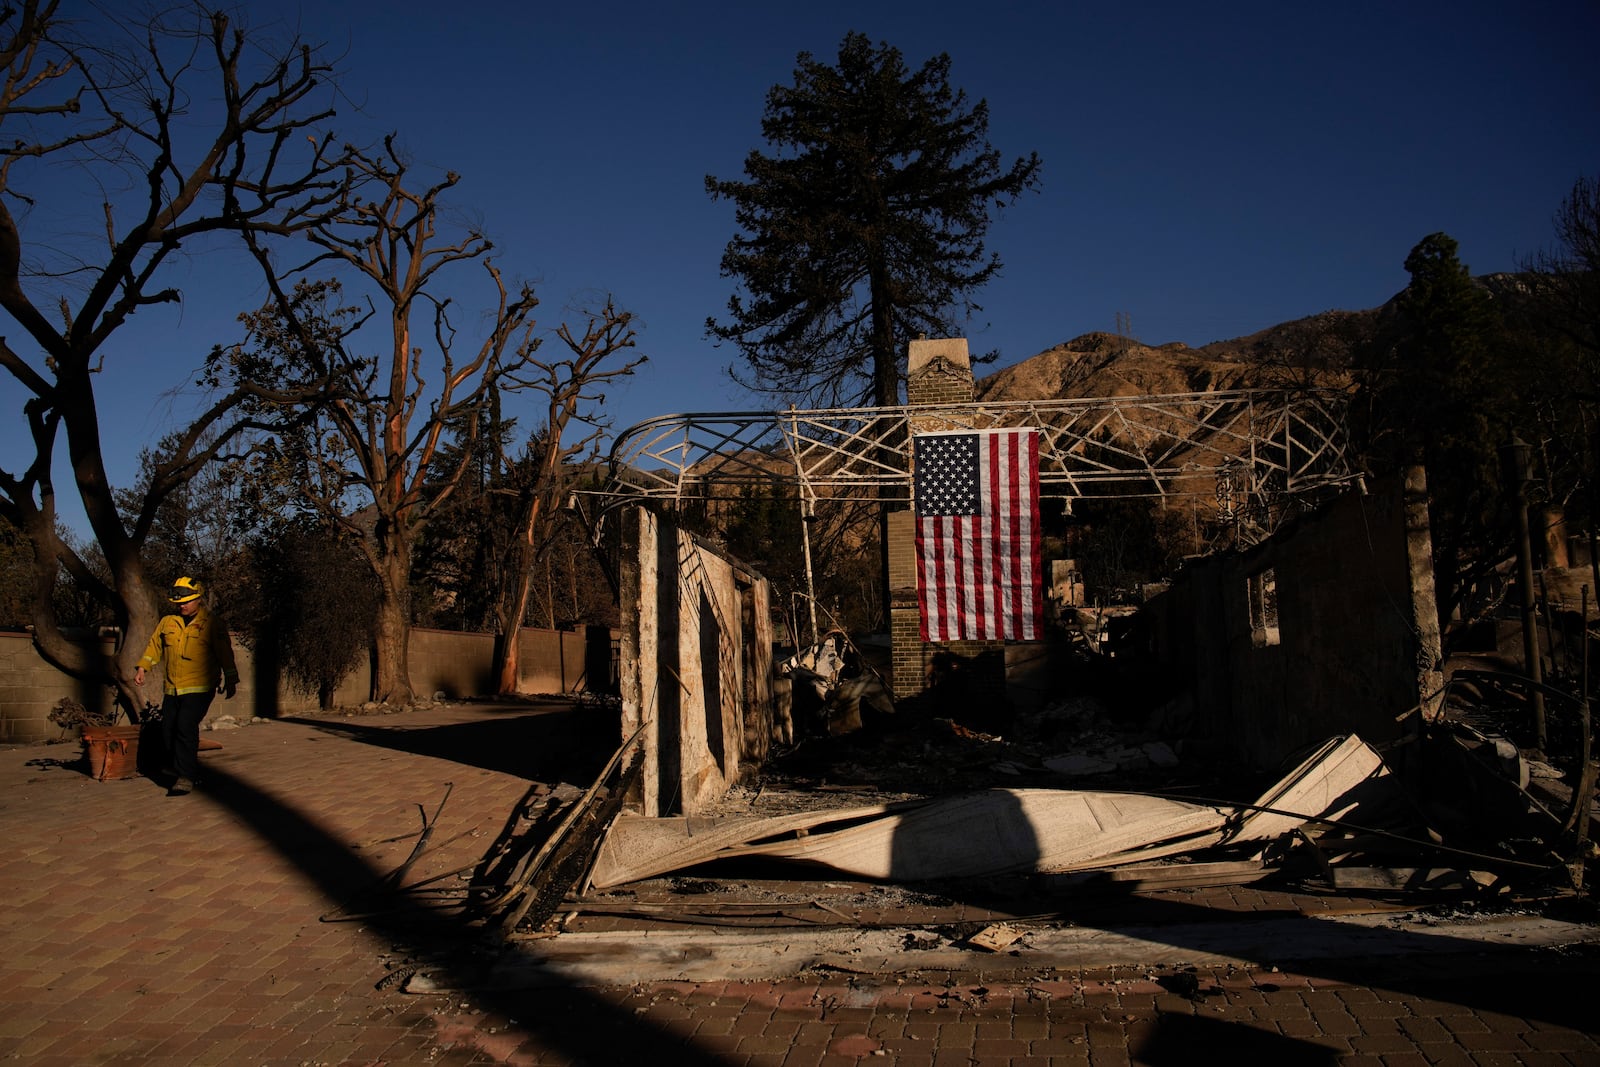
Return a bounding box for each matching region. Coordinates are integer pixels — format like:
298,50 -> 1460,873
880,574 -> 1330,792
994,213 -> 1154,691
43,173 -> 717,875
133,576 -> 239,796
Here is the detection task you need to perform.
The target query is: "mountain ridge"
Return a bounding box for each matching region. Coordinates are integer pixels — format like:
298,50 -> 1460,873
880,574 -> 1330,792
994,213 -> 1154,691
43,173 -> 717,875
978,270 -> 1529,404
976,307 -> 1378,404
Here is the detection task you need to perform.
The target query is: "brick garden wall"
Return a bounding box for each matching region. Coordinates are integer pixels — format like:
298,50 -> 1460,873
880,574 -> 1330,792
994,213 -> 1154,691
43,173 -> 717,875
0,623 -> 615,744
0,632 -> 121,744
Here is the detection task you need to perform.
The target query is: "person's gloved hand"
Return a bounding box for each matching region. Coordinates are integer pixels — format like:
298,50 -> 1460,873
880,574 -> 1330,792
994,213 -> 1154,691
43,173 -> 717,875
223,681 -> 237,699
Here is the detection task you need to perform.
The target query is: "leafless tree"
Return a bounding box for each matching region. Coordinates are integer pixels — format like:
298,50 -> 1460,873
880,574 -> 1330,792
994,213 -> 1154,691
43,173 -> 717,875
1518,175 -> 1600,589
0,2 -> 352,713
232,138 -> 550,705
1521,174 -> 1600,389
489,299 -> 643,695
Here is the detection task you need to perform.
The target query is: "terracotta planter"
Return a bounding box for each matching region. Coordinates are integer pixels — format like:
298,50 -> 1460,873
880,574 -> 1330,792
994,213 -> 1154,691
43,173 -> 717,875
81,724 -> 143,781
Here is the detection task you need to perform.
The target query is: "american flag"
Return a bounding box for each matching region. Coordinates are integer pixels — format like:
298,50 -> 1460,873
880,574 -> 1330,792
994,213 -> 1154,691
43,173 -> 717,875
913,428 -> 1042,642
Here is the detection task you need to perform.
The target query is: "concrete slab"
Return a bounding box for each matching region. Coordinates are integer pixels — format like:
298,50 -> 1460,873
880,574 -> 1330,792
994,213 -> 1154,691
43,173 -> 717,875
409,910 -> 1600,989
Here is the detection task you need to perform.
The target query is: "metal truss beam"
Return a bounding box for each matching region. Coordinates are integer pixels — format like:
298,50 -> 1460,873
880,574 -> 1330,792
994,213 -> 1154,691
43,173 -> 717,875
591,389 -> 1358,540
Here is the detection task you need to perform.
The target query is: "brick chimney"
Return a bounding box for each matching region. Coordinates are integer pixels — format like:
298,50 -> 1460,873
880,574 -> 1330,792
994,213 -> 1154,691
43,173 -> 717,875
888,337 -> 1005,713
905,337 -> 975,406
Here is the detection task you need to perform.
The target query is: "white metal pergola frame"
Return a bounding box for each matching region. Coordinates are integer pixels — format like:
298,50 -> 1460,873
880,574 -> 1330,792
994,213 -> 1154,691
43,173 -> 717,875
582,389 -> 1358,642
594,388 -> 1355,512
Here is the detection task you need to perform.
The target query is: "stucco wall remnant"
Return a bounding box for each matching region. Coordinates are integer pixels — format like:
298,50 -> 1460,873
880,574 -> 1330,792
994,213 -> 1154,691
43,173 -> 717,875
617,505 -> 777,817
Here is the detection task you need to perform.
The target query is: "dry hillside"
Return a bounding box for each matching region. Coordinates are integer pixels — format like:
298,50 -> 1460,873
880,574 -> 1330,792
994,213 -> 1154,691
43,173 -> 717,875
976,308 -> 1378,404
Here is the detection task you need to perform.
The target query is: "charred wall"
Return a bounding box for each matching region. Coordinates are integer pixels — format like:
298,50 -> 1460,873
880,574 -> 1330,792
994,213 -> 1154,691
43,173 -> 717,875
1143,469 -> 1443,770
617,505 -> 778,816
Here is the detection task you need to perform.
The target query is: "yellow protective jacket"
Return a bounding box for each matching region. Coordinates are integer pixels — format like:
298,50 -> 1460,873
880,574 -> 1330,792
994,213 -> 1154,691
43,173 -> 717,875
137,607 -> 240,696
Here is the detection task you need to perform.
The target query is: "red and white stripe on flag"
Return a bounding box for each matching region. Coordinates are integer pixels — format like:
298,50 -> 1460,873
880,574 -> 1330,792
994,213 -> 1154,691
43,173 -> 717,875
913,428 -> 1042,642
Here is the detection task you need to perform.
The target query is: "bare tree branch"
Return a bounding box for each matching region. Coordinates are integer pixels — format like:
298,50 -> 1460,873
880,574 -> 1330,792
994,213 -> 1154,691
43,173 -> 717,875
225,147 -> 547,704
0,1 -> 353,706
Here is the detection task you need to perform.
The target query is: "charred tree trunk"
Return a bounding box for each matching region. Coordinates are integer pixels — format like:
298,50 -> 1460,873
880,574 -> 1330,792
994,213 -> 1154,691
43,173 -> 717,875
494,563 -> 534,696
867,264 -> 898,408
492,493 -> 543,696
368,523 -> 415,706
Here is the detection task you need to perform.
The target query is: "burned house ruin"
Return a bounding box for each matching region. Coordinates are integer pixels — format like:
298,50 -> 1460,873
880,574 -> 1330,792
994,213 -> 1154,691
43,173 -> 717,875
597,338 -> 1400,806
463,337 -> 1592,940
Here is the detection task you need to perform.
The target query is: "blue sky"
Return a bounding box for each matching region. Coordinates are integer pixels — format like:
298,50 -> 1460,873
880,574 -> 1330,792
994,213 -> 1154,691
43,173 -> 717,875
289,0 -> 1599,394
8,1 -> 1600,535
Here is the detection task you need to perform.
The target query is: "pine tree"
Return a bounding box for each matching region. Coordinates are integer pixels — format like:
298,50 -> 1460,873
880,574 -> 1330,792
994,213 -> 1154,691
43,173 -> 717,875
1364,232 -> 1519,630
706,32 -> 1041,408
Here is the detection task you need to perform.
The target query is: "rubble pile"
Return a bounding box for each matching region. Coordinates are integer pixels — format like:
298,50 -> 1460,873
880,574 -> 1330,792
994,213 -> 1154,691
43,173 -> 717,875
350,665 -> 1596,958
749,688 -> 1212,804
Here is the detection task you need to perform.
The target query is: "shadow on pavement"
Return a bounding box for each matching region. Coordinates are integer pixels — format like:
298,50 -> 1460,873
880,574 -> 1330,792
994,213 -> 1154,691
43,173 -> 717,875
284,702 -> 619,786
1134,1011 -> 1342,1063
195,740 -> 735,1065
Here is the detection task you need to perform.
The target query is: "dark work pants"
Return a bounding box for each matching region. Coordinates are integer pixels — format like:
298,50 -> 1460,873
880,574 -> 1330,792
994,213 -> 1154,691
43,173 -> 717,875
160,691 -> 215,781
